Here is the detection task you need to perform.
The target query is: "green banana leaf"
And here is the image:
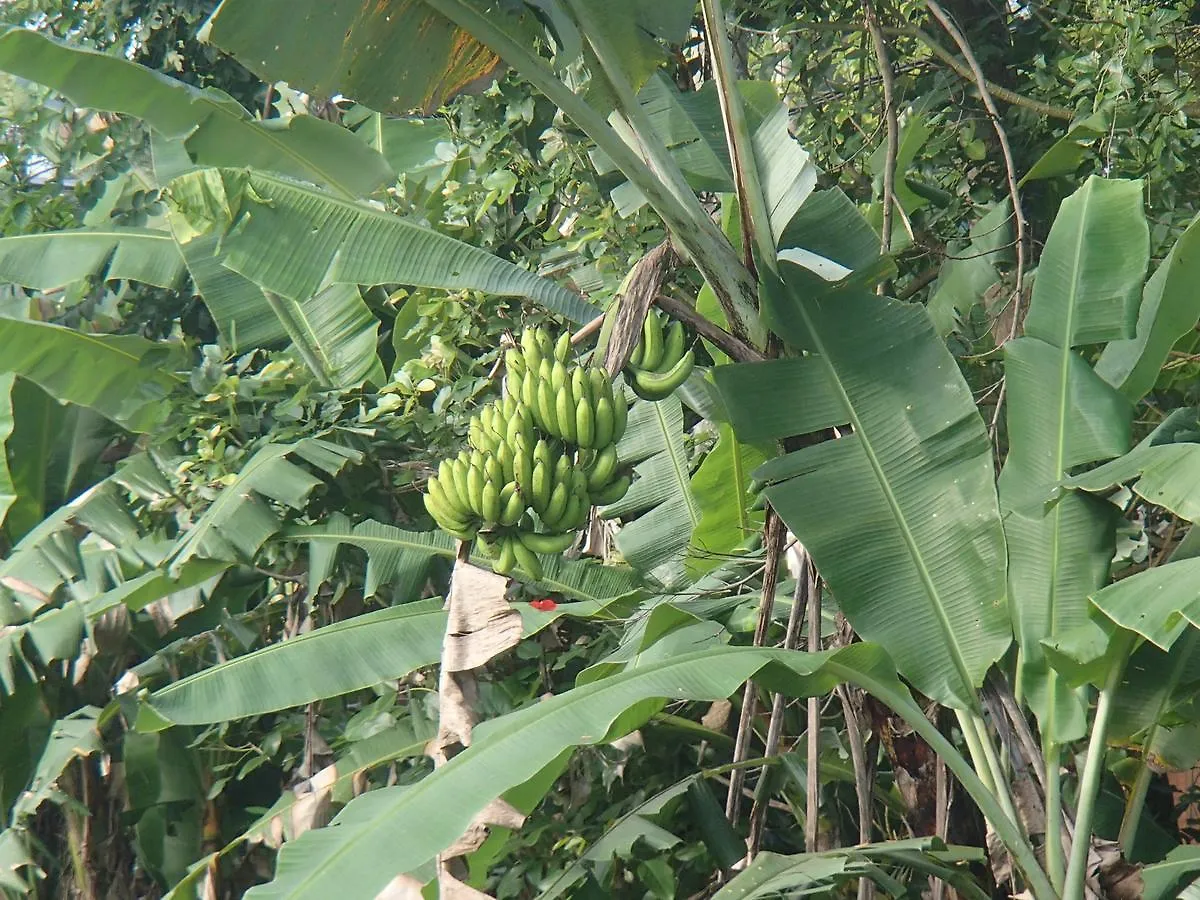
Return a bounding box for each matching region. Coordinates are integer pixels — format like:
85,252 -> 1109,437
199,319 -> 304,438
168,439 -> 362,573
293,514 -> 644,602
1087,557 -> 1200,651
538,776 -> 694,899
601,394 -> 701,583
1110,634 -> 1200,771
163,720 -> 437,900
10,706 -> 102,820
713,838 -> 987,900
1096,212 -> 1200,401
999,175 -> 1147,742
0,318 -> 185,432
142,596 -> 628,728
714,264 -> 1010,711
0,227 -> 185,291
237,643 -> 913,900
687,423 -> 767,575
1066,408 -> 1200,523
0,376 -> 14,530
149,136 -> 386,386
166,167 -> 596,325
0,26 -> 393,198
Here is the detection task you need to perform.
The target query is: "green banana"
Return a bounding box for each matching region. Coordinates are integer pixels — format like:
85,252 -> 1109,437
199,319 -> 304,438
518,531 -> 576,554
481,480 -> 501,524
427,475 -> 468,519
509,538 -> 544,580
449,457 -> 473,511
555,383 -> 576,443
493,536 -> 517,576
514,441 -> 533,494
592,394 -> 614,449
612,388 -> 628,442
542,481 -> 569,528
657,320 -> 687,373
495,439 -> 514,483
585,444 -> 619,491
499,481 -> 523,526
591,472 -> 632,506
537,378 -> 559,434
505,347 -> 525,378
536,328 -> 555,360
640,310 -> 665,371
530,460 -> 551,513
631,349 -> 694,401
466,463 -> 485,515
521,327 -> 543,371
521,369 -> 536,407
550,360 -> 568,394
554,330 -> 572,363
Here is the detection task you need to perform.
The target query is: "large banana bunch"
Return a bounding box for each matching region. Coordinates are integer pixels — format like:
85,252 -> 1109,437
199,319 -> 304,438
625,308 -> 694,401
422,325 -> 634,580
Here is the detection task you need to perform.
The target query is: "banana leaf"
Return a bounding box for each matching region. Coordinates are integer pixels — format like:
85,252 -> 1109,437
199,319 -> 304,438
999,175 -> 1147,742
715,263 -> 1010,711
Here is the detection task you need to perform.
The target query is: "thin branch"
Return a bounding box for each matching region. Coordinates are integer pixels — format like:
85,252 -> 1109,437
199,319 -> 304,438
655,294 -> 765,363
747,550 -> 810,857
861,0 -> 898,282
836,680 -> 874,900
725,510 -> 787,823
924,1 -> 1027,330
805,566 -> 822,853
786,20 -> 1074,121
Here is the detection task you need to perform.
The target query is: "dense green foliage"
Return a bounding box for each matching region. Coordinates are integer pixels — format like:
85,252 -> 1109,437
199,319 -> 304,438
3,1 -> 1200,898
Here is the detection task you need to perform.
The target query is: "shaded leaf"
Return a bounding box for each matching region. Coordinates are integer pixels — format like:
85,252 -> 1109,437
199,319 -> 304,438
202,0 -> 517,116
0,318 -> 185,432
0,227 -> 185,291
169,439 -> 362,572
602,395 -> 701,583
0,26 -> 392,198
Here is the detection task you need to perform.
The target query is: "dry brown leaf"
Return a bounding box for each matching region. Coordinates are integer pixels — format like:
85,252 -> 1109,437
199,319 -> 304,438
442,562 -> 520,673
442,798 -> 526,858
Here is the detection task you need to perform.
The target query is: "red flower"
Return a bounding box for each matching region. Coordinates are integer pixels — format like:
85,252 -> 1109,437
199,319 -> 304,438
529,598 -> 557,611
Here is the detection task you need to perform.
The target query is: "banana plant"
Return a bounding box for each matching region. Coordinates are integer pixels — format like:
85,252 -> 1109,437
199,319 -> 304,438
7,2 -> 1200,899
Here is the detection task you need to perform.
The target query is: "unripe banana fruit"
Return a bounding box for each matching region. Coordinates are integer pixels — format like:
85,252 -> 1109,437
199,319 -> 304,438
624,309 -> 695,401
422,324 -> 638,580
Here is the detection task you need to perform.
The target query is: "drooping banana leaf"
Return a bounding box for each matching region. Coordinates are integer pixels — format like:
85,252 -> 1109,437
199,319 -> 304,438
687,423 -> 766,575
153,137 -> 383,384
0,318 -> 186,432
714,264 -> 1010,711
165,168 -> 597,325
1066,408 -> 1200,523
0,26 -> 393,198
168,439 -> 362,572
235,643 -> 923,900
998,175 -> 1147,742
1096,212 -> 1200,401
601,394 -> 701,584
0,227 -> 185,292
142,596 -> 629,728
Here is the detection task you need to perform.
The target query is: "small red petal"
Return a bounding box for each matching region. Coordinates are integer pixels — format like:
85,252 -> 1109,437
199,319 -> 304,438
529,598 -> 557,611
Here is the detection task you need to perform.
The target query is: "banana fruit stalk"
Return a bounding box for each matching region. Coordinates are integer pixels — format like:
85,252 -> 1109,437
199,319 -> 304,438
624,309 -> 695,401
421,325 -> 638,580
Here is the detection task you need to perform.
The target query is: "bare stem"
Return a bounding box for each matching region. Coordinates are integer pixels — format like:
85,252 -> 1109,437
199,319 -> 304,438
805,568 -> 823,852
655,294 -> 764,363
747,551 -> 811,857
861,0 -> 898,277
725,511 -> 786,823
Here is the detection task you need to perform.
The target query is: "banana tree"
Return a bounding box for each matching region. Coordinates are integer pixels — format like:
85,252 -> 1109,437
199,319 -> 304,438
5,2 -> 1200,899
